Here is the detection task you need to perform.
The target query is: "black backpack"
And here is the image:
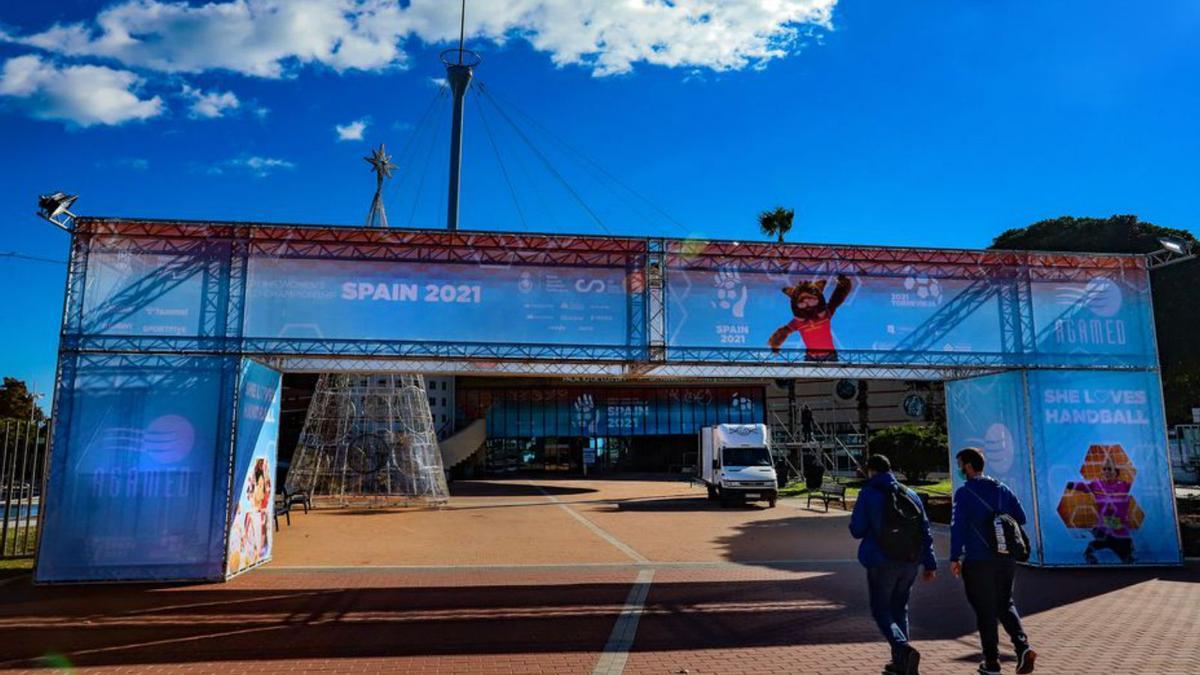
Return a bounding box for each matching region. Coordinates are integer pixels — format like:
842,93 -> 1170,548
966,482 -> 1031,563
877,484 -> 925,563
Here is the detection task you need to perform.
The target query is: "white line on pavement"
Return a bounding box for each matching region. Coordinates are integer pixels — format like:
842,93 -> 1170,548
592,568 -> 655,675
539,488 -> 649,563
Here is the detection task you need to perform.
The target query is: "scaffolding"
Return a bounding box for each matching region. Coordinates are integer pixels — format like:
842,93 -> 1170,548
285,373 -> 449,506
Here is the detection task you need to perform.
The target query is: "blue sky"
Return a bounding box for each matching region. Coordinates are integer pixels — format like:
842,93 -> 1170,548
1,0 -> 1198,403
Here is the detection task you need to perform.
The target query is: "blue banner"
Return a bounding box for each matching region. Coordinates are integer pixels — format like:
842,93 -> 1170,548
667,265 -> 1157,367
226,359 -> 281,578
946,371 -> 1042,563
82,248 -> 223,337
464,386 -> 764,438
36,355 -> 236,582
668,267 -> 1004,359
243,257 -> 633,346
1028,370 -> 1181,565
1030,275 -> 1157,365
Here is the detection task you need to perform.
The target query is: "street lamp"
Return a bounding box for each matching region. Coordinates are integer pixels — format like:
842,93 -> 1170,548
1147,236 -> 1195,270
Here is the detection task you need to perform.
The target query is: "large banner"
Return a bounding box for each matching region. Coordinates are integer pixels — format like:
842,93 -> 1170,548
243,257 -> 633,346
667,264 -> 1157,367
36,356 -> 235,582
82,249 -> 217,337
946,371 -> 1041,563
1029,274 -> 1157,365
466,385 -> 765,438
225,359 -> 281,578
668,267 -> 1002,360
1028,370 -> 1181,565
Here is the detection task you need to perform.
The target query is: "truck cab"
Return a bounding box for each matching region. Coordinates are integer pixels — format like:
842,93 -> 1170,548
699,424 -> 778,507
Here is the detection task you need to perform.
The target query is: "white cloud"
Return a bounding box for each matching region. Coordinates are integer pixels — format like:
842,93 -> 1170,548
335,117 -> 368,141
0,54 -> 163,127
428,76 -> 447,88
4,0 -> 837,78
7,0 -> 409,78
182,84 -> 240,118
210,155 -> 295,177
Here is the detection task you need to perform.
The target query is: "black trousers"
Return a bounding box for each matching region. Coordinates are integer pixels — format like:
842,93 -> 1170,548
961,559 -> 1029,662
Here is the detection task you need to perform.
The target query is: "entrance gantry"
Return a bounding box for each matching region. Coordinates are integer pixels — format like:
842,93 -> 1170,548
35,217 -> 1182,582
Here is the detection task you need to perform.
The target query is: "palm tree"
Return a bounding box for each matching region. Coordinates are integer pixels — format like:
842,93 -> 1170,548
758,206 -> 794,243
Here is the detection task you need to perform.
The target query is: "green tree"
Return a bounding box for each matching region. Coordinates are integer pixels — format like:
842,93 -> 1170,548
991,215 -> 1198,423
0,378 -> 45,422
868,423 -> 947,482
758,206 -> 794,243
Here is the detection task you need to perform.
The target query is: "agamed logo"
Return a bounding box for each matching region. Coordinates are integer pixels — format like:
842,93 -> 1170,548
1052,277 -> 1128,347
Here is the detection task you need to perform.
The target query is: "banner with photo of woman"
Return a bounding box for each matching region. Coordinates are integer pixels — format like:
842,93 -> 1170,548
225,359 -> 282,578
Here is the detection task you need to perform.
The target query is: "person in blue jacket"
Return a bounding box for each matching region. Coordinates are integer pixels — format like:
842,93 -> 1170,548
850,454 -> 937,675
950,447 -> 1037,675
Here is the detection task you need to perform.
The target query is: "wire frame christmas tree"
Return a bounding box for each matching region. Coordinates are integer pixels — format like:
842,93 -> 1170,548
286,373 -> 449,506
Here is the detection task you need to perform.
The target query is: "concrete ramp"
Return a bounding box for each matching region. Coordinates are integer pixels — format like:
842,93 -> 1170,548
440,419 -> 487,469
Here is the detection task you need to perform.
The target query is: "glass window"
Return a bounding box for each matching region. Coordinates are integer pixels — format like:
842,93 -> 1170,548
723,446 -> 772,467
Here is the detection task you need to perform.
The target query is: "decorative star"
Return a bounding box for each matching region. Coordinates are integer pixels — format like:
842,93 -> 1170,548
364,144 -> 397,180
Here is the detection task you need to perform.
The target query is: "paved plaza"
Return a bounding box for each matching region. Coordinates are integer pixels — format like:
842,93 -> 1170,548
2,478 -> 1197,674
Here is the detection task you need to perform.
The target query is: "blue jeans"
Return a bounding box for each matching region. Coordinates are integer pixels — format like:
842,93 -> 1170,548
867,562 -> 920,664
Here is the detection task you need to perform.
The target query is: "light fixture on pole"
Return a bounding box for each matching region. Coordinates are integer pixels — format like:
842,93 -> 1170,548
37,192 -> 78,232
1146,236 -> 1196,270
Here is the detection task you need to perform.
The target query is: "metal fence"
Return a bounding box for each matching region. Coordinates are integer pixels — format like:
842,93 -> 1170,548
1,418 -> 49,558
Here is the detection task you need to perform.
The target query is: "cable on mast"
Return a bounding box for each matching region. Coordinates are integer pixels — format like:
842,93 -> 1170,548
472,83 -> 528,230
476,82 -> 610,235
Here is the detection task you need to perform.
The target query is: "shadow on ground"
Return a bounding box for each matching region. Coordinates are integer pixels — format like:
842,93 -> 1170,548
599,496 -> 774,513
2,561 -> 1196,671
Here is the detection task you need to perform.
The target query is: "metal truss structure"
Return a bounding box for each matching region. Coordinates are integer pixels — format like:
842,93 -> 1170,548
55,217 -> 1157,386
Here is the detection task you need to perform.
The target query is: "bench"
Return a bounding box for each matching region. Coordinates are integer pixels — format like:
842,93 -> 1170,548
273,487 -> 313,531
807,481 -> 848,512
283,487 -> 312,514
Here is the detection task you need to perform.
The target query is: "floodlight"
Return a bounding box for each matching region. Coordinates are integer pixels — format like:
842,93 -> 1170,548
1158,237 -> 1189,255
1147,235 -> 1196,270
37,192 -> 78,232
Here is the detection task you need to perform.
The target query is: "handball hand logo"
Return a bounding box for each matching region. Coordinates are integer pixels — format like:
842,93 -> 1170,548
730,393 -> 753,414
712,265 -> 748,318
573,394 -> 596,433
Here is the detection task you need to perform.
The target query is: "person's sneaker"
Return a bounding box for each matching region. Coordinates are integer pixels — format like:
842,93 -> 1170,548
901,645 -> 921,675
881,663 -> 902,675
977,662 -> 1001,675
1015,647 -> 1037,674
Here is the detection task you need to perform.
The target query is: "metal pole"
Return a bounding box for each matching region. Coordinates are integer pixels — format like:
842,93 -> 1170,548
445,62 -> 473,231
0,421 -> 12,556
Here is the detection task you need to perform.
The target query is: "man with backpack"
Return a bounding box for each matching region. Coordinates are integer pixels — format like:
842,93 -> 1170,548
850,454 -> 937,675
950,447 -> 1037,675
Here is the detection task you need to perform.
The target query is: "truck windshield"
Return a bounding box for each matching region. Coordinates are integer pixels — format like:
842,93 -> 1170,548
722,447 -> 772,467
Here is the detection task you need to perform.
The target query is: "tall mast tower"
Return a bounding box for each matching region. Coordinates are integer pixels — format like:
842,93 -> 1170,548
443,0 -> 478,231
364,144 -> 396,228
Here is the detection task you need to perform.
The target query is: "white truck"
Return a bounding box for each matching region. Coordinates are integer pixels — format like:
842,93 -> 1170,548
698,423 -> 778,508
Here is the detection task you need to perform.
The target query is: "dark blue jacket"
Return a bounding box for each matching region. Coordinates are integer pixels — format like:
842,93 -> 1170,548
951,476 -> 1027,562
849,472 -> 937,570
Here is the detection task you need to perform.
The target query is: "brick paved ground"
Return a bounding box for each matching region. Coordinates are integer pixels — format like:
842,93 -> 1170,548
1,478 -> 1196,674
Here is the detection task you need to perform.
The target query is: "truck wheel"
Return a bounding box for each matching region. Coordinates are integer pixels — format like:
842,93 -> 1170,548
720,494 -> 732,508
706,485 -> 718,501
